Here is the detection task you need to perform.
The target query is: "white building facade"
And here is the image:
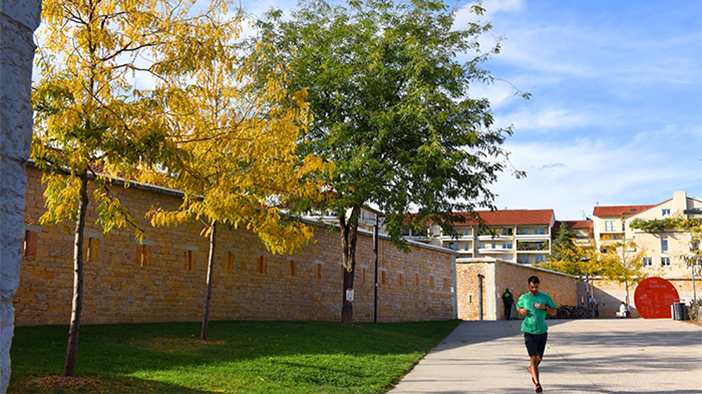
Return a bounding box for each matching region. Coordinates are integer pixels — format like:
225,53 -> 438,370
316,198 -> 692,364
428,209 -> 556,265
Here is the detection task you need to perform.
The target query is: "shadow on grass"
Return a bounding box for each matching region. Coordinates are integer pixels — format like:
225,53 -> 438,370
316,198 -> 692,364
9,374 -> 211,394
9,319 -> 460,394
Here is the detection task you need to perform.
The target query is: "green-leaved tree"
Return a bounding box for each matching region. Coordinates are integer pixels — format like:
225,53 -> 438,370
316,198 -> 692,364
254,0 -> 525,324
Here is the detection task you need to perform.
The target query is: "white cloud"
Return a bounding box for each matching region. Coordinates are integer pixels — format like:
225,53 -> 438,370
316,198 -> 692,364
497,107 -> 602,132
488,127 -> 702,219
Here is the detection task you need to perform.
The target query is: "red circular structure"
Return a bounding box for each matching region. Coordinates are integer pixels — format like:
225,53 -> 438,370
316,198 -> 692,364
634,277 -> 680,319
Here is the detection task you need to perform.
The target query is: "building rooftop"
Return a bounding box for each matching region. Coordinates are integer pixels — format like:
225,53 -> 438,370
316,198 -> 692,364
560,220 -> 593,230
452,209 -> 554,226
592,205 -> 655,218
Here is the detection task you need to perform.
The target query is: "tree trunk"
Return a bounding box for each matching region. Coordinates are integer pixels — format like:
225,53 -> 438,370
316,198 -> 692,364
340,207 -> 360,325
64,173 -> 89,377
0,3 -> 41,390
201,221 -> 216,341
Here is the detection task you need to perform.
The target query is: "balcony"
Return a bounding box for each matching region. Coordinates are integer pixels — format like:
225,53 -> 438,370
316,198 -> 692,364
478,247 -> 513,254
514,234 -> 550,242
477,234 -> 513,241
517,241 -> 549,252
456,250 -> 474,257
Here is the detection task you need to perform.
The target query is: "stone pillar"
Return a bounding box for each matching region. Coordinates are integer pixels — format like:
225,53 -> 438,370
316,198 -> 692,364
1,1 -> 41,392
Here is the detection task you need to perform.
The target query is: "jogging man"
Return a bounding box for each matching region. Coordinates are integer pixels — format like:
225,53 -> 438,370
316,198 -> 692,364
516,276 -> 556,393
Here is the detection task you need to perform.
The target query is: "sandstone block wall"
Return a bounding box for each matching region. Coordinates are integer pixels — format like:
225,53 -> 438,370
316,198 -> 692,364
457,258 -> 577,321
16,167 -> 457,326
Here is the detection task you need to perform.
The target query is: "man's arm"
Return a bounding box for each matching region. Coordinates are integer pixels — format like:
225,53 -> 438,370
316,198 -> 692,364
516,306 -> 529,316
543,297 -> 557,315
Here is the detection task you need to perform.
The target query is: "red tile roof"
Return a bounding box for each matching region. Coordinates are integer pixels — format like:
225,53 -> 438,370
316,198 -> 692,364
592,205 -> 655,218
561,220 -> 593,230
453,209 -> 554,226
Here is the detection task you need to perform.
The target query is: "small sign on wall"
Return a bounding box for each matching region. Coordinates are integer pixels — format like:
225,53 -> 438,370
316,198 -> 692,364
345,288 -> 354,303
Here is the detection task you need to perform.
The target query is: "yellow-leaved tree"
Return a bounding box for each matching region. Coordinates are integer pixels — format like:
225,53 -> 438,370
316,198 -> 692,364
33,0 -> 203,377
146,4 -> 329,341
596,237 -> 649,308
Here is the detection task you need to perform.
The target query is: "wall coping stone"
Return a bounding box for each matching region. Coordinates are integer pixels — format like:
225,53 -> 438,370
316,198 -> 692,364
27,160 -> 457,257
456,257 -> 572,278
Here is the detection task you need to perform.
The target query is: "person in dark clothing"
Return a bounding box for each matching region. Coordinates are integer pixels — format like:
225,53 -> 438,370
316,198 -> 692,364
502,288 -> 514,320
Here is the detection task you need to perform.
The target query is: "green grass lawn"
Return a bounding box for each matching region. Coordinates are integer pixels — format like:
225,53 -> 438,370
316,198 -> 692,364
8,319 -> 460,393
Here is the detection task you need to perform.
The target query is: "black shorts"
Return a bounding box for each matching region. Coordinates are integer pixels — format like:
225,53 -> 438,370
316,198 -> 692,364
524,332 -> 548,358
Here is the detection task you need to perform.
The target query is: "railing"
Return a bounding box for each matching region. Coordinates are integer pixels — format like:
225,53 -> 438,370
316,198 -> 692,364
517,241 -> 549,251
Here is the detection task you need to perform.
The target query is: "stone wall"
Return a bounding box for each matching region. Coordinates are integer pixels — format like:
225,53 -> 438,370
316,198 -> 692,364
456,258 -> 577,321
16,167 -> 457,326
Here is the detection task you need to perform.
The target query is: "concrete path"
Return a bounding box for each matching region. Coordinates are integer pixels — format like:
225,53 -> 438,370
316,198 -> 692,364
389,318 -> 702,394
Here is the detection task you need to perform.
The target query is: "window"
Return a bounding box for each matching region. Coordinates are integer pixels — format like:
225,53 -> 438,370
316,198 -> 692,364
502,228 -> 513,235
464,243 -> 471,251
503,243 -> 513,249
448,242 -> 458,251
535,228 -> 546,235
23,230 -> 38,257
225,251 -> 236,272
643,257 -> 652,267
517,228 -> 529,235
137,244 -> 152,267
661,257 -> 670,267
463,229 -> 471,236
87,238 -> 100,262
661,238 -> 668,253
662,209 -> 671,216
183,250 -> 194,270
256,256 -> 267,274
535,255 -> 546,263
522,255 -> 530,264
491,242 -> 497,249
605,221 -> 614,231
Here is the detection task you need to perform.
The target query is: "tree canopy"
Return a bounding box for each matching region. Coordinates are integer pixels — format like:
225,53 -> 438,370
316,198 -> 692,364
33,0 -> 199,376
143,3 -> 329,339
254,0 -> 525,323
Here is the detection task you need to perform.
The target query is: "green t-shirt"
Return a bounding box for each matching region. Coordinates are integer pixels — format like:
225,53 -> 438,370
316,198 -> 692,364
516,291 -> 556,335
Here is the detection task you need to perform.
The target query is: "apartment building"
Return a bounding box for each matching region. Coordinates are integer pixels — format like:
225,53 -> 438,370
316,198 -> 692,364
592,204 -> 653,250
300,206 -> 386,234
428,209 -> 556,265
623,191 -> 702,278
553,220 -> 594,249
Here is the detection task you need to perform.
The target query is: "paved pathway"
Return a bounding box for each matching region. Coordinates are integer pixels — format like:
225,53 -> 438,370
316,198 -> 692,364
389,318 -> 702,394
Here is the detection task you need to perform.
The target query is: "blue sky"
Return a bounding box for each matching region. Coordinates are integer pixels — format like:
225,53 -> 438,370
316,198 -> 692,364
37,0 -> 700,220
243,0 -> 701,220
468,0 -> 702,220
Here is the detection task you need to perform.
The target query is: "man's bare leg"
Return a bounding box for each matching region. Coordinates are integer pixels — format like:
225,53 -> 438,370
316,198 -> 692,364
530,355 -> 542,384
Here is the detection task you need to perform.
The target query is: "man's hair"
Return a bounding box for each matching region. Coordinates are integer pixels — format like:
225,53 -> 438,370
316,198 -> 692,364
528,276 -> 540,285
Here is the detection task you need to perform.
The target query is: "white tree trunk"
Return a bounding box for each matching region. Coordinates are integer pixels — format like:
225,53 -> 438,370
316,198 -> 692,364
0,1 -> 41,392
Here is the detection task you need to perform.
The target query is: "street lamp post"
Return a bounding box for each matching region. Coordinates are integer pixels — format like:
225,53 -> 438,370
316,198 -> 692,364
373,214 -> 380,324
